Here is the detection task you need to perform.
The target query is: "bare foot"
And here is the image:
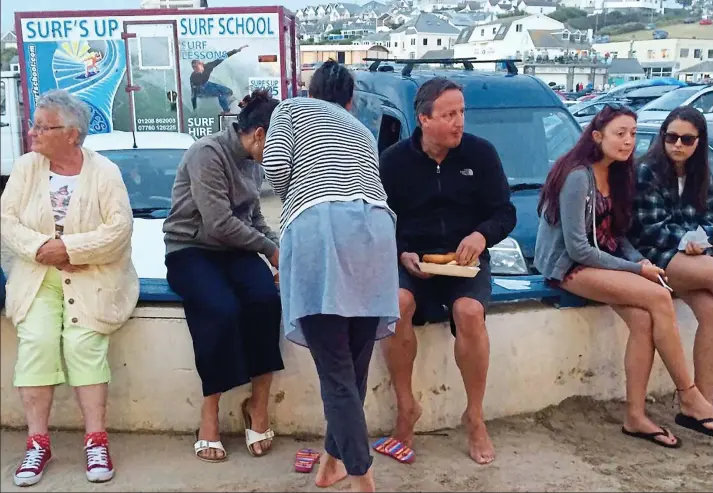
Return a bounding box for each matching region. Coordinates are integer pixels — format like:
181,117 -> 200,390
393,400 -> 422,448
462,412 -> 495,465
623,413 -> 678,446
315,453 -> 348,488
351,466 -> 376,492
197,397 -> 225,461
678,386 -> 713,432
245,398 -> 272,455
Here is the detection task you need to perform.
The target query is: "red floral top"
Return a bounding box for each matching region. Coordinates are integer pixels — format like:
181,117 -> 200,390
590,191 -> 618,254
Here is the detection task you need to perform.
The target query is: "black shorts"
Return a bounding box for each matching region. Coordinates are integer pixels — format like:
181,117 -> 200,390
399,260 -> 492,337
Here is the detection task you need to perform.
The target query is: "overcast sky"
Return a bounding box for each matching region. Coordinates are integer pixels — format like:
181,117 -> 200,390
2,0 -> 314,33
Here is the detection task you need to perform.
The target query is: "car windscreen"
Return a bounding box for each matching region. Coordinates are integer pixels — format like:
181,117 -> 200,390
97,148 -> 185,212
640,86 -> 702,112
465,107 -> 581,185
634,132 -> 657,158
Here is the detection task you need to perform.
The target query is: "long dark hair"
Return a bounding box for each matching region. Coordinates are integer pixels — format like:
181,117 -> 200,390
538,105 -> 637,236
640,106 -> 710,212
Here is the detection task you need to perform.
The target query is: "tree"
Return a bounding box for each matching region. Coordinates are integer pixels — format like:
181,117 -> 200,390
1,46 -> 18,64
547,7 -> 587,22
497,9 -> 525,19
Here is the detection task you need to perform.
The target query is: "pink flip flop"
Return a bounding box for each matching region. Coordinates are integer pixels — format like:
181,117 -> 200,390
372,437 -> 415,464
295,448 -> 320,473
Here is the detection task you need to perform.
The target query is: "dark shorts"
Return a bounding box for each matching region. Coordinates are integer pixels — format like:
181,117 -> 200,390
399,259 -> 491,337
545,263 -> 587,287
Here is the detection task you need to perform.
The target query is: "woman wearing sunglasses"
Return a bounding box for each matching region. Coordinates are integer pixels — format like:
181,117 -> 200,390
630,107 -> 713,421
535,104 -> 713,449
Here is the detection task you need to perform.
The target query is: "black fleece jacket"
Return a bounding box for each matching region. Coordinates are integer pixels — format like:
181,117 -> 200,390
379,128 -> 516,259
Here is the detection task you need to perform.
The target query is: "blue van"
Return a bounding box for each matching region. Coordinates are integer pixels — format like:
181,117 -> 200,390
351,58 -> 583,304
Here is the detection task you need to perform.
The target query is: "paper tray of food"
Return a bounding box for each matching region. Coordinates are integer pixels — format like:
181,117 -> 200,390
418,262 -> 480,278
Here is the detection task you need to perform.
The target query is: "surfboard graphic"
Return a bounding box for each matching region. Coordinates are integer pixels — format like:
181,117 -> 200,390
52,40 -> 126,134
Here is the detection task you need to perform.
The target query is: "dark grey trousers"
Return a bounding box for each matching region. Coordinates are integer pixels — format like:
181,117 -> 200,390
300,314 -> 378,477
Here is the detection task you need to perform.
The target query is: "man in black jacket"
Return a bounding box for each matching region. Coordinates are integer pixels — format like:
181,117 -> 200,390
379,77 -> 516,465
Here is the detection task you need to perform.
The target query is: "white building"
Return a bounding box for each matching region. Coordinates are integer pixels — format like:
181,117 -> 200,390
0,31 -> 17,50
414,0 -> 463,12
517,0 -> 558,15
140,0 -> 203,7
593,39 -> 713,78
296,3 -> 366,22
454,14 -> 573,59
560,0 -> 684,14
388,13 -> 461,59
483,0 -> 518,15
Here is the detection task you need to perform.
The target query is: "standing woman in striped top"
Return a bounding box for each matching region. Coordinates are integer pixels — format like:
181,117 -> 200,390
263,60 -> 399,492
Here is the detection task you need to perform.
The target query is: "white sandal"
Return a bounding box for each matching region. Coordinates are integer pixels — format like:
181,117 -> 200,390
245,428 -> 275,456
241,398 -> 275,457
193,430 -> 227,463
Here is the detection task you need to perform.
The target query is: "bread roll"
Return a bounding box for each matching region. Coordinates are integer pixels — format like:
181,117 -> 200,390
422,253 -> 457,265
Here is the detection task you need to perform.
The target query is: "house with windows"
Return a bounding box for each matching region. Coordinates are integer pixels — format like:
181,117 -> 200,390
516,0 -> 557,15
458,1 -> 484,11
483,0 -> 518,14
524,28 -> 592,60
351,31 -> 391,47
296,3 -> 366,21
560,0 -> 684,14
453,14 -> 573,60
677,60 -> 713,83
592,38 -> 713,79
436,11 -> 494,29
414,0 -> 464,12
1,31 -> 17,51
387,13 -> 461,59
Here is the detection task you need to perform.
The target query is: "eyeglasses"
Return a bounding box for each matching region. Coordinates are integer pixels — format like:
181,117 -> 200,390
28,121 -> 65,134
603,102 -> 627,111
664,132 -> 698,146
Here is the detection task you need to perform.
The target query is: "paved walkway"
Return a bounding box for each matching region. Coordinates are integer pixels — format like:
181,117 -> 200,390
1,396 -> 711,492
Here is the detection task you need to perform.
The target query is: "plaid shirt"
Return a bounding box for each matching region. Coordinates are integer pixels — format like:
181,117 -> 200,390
630,163 -> 713,269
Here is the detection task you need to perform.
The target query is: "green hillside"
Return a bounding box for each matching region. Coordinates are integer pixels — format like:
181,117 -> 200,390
610,23 -> 713,41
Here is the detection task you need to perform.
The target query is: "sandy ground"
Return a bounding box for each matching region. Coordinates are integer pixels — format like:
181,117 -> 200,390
1,395 -> 711,492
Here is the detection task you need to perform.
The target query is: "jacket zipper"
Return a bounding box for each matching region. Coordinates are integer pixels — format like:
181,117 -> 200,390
437,164 -> 446,236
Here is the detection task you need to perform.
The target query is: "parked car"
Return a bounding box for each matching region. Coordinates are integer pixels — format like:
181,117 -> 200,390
637,85 -> 713,125
653,29 -> 668,39
351,59 -> 582,278
602,78 -> 687,100
701,18 -> 712,25
620,84 -> 683,110
569,99 -> 630,127
83,131 -> 195,279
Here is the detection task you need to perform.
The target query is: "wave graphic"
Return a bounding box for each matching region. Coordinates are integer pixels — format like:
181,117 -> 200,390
52,40 -> 126,134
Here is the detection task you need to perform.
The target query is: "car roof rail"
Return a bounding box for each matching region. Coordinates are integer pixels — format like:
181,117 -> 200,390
362,57 -> 521,77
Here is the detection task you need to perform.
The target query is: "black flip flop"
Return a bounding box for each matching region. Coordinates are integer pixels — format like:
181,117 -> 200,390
621,426 -> 682,449
675,413 -> 713,437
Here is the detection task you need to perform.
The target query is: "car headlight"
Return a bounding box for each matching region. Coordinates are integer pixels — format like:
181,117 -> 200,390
488,237 -> 528,275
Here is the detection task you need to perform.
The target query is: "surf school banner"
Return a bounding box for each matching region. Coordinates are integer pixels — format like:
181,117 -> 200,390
20,11 -> 284,136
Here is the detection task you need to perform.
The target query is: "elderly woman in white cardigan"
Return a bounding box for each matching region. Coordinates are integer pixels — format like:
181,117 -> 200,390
0,90 -> 138,487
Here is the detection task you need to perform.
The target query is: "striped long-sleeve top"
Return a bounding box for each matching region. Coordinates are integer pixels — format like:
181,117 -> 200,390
262,97 -> 390,233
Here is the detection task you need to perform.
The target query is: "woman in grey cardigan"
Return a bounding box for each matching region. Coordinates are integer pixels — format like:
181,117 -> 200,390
534,104 -> 713,447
